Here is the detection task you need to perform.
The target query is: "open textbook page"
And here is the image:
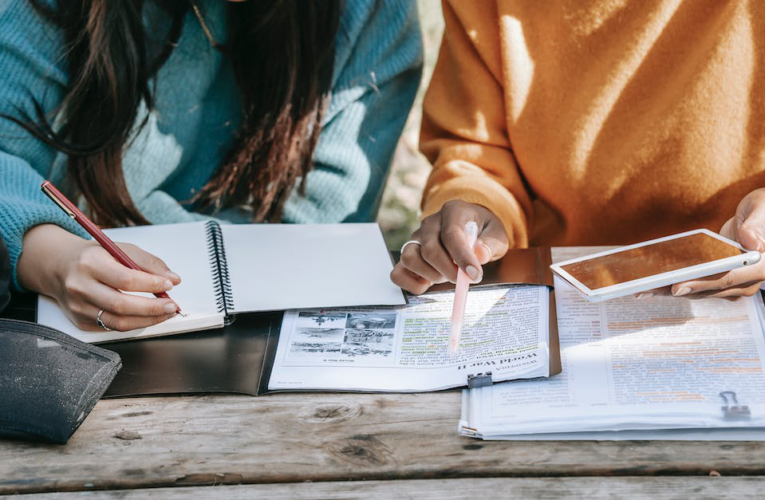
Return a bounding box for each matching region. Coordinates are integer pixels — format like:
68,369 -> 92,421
461,247 -> 765,439
268,285 -> 550,392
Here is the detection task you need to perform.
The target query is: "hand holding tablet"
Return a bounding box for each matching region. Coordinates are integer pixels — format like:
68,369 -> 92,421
550,229 -> 762,302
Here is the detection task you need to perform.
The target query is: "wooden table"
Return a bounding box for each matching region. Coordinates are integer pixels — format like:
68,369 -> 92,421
3,392 -> 765,498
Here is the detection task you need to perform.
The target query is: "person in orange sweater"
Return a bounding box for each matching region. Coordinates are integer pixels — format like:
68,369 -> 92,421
392,0 -> 765,299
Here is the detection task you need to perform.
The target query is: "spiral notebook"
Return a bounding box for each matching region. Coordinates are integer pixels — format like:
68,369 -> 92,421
37,221 -> 406,343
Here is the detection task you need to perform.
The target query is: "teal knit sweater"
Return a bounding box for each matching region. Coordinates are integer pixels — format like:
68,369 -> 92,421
0,0 -> 422,289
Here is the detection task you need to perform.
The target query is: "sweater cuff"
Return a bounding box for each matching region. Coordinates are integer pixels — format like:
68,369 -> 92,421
422,175 -> 529,249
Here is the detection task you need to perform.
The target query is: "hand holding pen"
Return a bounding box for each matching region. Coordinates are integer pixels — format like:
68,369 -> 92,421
391,200 -> 510,295
15,181 -> 182,332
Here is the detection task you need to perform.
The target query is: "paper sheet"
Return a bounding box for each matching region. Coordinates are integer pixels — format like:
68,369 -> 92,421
461,248 -> 765,439
268,285 -> 550,392
222,223 -> 406,312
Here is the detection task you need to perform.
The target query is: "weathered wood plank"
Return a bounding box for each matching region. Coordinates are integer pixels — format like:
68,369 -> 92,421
17,477 -> 765,500
1,393 -> 765,494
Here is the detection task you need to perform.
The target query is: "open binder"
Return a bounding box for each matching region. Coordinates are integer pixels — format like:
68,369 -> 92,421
76,247 -> 563,397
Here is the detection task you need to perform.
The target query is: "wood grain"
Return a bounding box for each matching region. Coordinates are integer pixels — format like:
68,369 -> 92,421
2,393 -> 765,494
17,478 -> 765,500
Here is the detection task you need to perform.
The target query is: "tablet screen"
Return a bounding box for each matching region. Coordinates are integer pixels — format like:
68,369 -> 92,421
560,233 -> 744,290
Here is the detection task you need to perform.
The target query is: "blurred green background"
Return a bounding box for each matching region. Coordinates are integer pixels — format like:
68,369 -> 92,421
377,0 -> 443,250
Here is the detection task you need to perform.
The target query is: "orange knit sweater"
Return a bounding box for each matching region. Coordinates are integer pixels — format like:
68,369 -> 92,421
421,0 -> 765,248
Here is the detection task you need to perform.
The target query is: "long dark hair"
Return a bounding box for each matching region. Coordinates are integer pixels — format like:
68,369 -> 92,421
9,0 -> 340,226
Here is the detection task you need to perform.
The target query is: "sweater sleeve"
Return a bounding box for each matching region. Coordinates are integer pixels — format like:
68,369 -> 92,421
420,0 -> 532,248
0,0 -> 90,290
281,0 -> 423,224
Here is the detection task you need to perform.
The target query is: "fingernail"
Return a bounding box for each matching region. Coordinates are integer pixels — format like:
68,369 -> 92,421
636,292 -> 654,300
163,280 -> 174,291
166,271 -> 181,282
164,303 -> 178,314
673,287 -> 691,296
757,236 -> 765,252
479,241 -> 493,259
466,265 -> 481,282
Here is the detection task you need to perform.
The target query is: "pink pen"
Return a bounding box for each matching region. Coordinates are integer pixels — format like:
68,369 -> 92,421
448,221 -> 479,355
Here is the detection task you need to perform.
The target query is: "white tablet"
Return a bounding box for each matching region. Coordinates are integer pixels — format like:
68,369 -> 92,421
550,229 -> 761,302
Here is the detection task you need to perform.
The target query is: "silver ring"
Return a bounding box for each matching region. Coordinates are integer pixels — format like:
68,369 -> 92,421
96,309 -> 111,331
400,240 -> 422,254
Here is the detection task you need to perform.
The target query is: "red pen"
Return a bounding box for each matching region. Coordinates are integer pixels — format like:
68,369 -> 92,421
40,180 -> 181,312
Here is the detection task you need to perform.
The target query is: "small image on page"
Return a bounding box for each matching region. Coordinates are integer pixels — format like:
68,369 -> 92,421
269,285 -> 551,392
341,329 -> 395,361
282,310 -> 398,367
288,326 -> 344,360
294,312 -> 347,329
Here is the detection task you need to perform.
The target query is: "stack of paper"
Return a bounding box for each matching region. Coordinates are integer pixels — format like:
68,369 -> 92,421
460,248 -> 765,441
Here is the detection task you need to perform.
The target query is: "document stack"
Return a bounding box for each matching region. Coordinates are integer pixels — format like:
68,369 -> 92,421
460,248 -> 765,441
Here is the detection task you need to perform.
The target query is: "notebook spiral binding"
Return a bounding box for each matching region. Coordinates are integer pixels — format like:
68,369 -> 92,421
205,221 -> 235,324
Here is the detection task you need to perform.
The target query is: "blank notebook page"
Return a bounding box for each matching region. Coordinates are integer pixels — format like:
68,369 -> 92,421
221,223 -> 405,313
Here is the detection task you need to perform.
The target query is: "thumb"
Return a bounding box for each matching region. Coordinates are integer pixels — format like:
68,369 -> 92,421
733,190 -> 765,252
475,218 -> 510,265
719,217 -> 735,240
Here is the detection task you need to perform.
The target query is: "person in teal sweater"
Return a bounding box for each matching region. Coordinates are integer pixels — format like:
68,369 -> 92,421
0,0 -> 422,332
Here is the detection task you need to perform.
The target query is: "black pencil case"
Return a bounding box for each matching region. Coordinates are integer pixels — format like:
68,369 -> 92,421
0,319 -> 121,444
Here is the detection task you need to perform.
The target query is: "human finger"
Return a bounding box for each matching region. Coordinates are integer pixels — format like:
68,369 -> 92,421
440,201 -> 509,280
634,286 -> 672,299
64,300 -> 176,332
671,260 -> 765,296
719,216 -> 735,241
90,307 -> 177,332
693,282 -> 762,299
118,242 -> 181,285
400,242 -> 446,284
390,263 -> 432,295
85,282 -> 178,317
414,215 -> 459,283
476,217 -> 510,264
88,256 -> 175,293
438,202 -> 483,281
728,189 -> 765,251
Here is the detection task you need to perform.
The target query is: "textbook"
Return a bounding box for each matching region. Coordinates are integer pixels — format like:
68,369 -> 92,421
37,221 -> 406,343
264,248 -> 562,392
460,248 -> 765,441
